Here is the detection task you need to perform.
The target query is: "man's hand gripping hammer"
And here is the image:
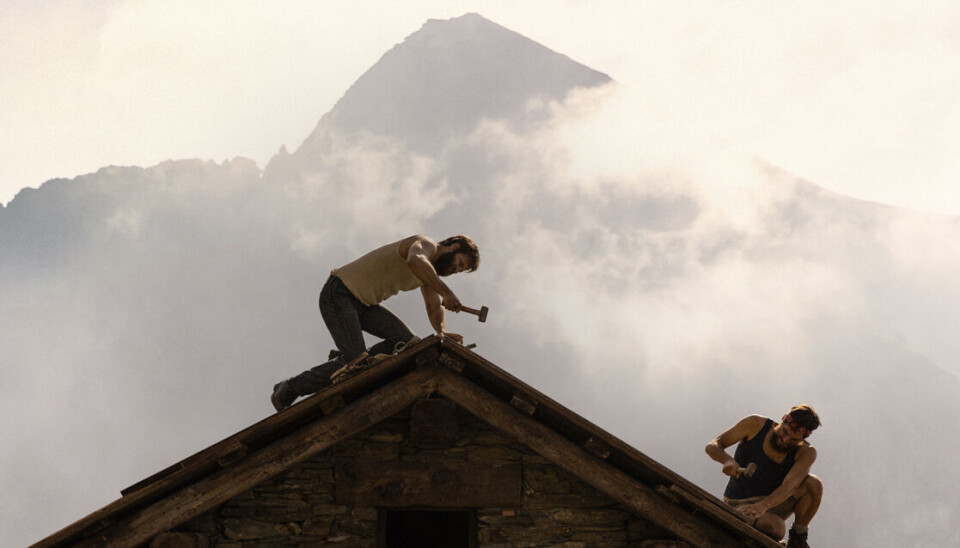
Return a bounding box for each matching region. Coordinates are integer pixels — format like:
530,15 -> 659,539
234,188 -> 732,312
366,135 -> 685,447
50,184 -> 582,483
460,305 -> 489,323
737,462 -> 757,479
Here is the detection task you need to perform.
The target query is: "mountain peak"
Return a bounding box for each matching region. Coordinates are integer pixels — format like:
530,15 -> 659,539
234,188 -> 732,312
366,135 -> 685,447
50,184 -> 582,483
295,13 -> 612,155
420,12 -> 494,32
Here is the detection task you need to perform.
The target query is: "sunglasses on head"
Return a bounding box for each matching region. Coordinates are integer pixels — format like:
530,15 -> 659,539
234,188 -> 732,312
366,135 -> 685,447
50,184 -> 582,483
783,414 -> 811,438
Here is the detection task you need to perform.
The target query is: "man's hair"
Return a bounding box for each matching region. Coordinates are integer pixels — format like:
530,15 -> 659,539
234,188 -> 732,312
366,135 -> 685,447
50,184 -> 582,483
438,235 -> 480,272
786,404 -> 821,435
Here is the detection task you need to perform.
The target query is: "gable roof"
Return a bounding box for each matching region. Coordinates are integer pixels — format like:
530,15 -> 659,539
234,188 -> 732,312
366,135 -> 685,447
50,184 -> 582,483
33,336 -> 780,548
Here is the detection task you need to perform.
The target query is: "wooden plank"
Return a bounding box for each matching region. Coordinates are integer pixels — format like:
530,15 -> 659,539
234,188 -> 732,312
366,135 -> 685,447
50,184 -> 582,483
215,445 -> 248,467
34,338 -> 444,548
74,366 -> 442,548
668,485 -> 781,548
415,345 -> 440,367
119,438 -> 247,496
438,341 -> 744,511
583,436 -> 612,460
119,462 -> 186,498
510,393 -> 538,415
118,340 -> 435,498
434,368 -> 744,548
335,461 -> 521,507
668,484 -> 748,522
438,351 -> 466,372
35,338 -> 445,548
656,485 -> 683,504
318,394 -> 347,415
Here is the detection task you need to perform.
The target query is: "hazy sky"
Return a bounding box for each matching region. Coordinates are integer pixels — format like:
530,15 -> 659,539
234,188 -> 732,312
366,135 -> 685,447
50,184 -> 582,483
3,0 -> 960,214
6,5 -> 960,547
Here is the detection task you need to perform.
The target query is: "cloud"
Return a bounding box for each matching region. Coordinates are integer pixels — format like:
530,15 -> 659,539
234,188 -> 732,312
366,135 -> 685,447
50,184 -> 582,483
6,59 -> 960,548
267,131 -> 456,259
424,85 -> 960,546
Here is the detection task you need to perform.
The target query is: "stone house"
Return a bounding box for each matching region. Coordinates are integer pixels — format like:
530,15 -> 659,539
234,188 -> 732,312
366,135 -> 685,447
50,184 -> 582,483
34,336 -> 780,548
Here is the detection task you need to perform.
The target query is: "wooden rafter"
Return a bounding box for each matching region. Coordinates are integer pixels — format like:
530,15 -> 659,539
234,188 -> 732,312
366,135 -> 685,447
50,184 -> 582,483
34,337 -> 781,548
433,367 -> 776,548
74,366 -> 441,547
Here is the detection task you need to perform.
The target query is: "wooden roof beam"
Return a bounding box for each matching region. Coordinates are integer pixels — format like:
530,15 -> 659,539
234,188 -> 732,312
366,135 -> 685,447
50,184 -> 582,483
73,366 -> 442,548
434,368 -> 768,548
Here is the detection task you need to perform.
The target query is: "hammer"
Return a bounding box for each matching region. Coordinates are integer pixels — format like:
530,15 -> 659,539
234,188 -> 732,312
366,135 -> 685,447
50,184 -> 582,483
737,462 -> 757,479
460,305 -> 489,323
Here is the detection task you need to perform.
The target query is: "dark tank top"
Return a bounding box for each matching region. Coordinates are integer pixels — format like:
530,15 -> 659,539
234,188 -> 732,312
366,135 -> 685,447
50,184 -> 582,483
724,418 -> 798,499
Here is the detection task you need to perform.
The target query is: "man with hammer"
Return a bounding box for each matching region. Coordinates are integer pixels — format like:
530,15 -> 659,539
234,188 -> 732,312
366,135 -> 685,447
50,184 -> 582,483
705,405 -> 822,548
271,235 -> 480,411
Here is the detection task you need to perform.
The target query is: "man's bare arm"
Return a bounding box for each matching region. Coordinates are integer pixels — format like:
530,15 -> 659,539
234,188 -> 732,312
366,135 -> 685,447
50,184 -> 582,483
404,236 -> 462,311
421,285 -> 463,342
706,415 -> 766,477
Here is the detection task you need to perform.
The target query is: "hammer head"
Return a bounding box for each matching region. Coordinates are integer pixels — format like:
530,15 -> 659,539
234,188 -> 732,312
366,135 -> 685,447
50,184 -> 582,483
742,462 -> 757,479
478,305 -> 488,323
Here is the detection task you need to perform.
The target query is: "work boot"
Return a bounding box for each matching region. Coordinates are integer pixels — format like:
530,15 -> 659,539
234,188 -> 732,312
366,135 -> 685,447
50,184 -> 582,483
785,528 -> 809,548
271,380 -> 298,412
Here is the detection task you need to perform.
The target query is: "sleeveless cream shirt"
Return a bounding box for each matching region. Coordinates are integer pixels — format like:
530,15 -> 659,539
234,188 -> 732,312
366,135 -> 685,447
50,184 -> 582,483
332,240 -> 422,306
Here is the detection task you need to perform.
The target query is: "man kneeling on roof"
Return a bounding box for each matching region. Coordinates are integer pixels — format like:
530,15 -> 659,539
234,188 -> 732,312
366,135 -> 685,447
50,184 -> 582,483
271,235 -> 480,411
706,404 -> 822,548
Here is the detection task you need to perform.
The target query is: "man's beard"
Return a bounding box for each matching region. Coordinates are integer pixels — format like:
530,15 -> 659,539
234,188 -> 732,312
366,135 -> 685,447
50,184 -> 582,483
773,429 -> 792,450
433,250 -> 458,277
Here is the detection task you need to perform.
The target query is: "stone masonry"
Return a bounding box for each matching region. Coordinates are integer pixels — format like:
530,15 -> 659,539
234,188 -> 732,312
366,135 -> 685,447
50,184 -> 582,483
154,401 -> 688,547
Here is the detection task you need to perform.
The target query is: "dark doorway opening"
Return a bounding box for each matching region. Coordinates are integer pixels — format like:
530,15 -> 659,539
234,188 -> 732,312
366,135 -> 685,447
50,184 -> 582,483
381,509 -> 474,548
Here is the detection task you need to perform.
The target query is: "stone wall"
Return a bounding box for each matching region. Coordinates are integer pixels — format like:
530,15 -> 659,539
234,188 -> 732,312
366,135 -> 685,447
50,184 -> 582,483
155,401 -> 688,547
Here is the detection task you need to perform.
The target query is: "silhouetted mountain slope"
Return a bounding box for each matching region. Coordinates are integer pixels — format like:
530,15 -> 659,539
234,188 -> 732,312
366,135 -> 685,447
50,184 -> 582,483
266,12 -> 610,180
327,13 -> 608,145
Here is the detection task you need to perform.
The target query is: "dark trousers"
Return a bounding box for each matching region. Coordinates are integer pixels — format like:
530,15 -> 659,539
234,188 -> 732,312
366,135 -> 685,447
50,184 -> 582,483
287,275 -> 415,396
